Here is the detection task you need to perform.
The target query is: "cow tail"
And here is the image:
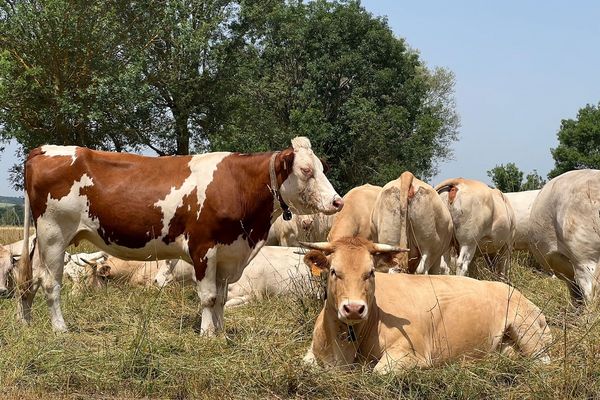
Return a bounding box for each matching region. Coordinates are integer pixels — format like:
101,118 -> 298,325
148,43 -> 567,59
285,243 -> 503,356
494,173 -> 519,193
396,171 -> 415,271
17,191 -> 33,300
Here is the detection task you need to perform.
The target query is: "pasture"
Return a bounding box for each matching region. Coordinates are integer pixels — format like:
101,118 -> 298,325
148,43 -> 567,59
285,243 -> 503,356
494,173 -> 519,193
1,227 -> 599,399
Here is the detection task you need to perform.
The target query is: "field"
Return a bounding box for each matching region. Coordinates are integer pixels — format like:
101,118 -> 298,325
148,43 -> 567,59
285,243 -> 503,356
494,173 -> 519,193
1,227 -> 600,399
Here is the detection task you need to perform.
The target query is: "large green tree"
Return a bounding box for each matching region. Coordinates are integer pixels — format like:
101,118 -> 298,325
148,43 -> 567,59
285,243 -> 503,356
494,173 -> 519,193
212,0 -> 459,193
549,102 -> 600,178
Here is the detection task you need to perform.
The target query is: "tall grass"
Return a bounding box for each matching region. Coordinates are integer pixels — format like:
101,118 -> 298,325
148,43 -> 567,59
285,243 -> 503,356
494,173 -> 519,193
1,227 -> 599,399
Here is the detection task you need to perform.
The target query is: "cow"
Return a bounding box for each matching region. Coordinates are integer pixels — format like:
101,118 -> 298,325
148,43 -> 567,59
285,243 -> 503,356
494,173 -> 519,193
371,171 -> 453,274
63,251 -> 108,293
16,137 -> 343,333
435,178 -> 515,276
301,237 -> 552,373
225,246 -> 313,307
99,256 -> 172,286
0,245 -> 14,297
154,247 -> 317,307
504,190 -> 540,251
266,213 -> 333,246
529,169 -> 600,303
328,184 -> 382,241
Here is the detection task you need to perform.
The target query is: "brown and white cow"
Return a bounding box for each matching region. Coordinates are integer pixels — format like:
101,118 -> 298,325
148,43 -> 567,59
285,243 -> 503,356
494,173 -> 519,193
302,237 -> 552,372
17,137 -> 343,333
328,184 -> 382,241
371,171 -> 454,274
435,178 -> 515,276
529,169 -> 600,303
266,213 -> 333,246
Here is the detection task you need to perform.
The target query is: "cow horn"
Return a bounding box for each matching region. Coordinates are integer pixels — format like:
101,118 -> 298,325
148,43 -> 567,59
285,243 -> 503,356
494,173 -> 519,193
299,241 -> 335,252
371,243 -> 410,253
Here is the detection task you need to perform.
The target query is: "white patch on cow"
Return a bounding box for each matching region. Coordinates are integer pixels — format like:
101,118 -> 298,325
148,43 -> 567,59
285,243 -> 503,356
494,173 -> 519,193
41,145 -> 78,165
153,152 -> 230,238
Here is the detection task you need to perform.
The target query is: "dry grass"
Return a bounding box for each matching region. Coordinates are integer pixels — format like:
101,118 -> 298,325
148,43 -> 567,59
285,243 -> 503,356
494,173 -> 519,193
1,226 -> 599,399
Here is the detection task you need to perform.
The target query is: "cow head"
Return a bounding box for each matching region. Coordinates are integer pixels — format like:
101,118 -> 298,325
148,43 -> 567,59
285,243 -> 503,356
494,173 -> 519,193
278,137 -> 343,215
302,237 -> 408,325
0,251 -> 14,298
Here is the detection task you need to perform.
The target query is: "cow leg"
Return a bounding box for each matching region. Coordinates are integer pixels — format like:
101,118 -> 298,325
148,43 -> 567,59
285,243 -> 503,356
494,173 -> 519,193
196,253 -> 218,335
373,348 -> 422,374
456,245 -> 476,276
16,277 -> 41,326
415,253 -> 429,274
211,279 -> 227,331
428,257 -> 445,275
39,247 -> 69,332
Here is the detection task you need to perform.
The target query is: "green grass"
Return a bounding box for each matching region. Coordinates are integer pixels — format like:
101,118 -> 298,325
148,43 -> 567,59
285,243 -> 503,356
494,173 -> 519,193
1,227 -> 600,399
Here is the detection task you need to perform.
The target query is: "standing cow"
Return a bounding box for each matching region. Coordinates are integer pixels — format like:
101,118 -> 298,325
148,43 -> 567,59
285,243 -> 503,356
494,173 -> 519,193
529,169 -> 600,303
504,190 -> 540,251
328,184 -> 382,241
371,171 -> 453,274
16,137 -> 343,333
435,178 -> 515,276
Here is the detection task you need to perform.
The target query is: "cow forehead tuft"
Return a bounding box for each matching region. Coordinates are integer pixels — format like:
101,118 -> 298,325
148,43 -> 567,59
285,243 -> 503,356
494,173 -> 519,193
291,136 -> 312,151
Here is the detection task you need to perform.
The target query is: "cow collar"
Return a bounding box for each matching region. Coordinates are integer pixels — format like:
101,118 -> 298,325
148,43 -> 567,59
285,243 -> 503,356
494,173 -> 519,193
269,151 -> 292,221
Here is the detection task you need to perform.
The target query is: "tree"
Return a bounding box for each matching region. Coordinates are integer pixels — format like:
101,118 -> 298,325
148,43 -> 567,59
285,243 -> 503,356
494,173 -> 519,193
487,163 -> 546,192
211,0 -> 459,194
0,0 -> 151,152
549,102 -> 600,178
522,170 -> 546,191
487,163 -> 523,192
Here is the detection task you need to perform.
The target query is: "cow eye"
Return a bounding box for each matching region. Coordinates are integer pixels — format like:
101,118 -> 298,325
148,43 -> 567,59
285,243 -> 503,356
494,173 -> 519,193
301,167 -> 313,178
330,268 -> 336,277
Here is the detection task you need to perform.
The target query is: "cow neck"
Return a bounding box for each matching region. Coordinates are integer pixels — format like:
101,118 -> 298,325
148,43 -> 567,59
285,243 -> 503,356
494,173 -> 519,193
269,151 -> 292,221
324,297 -> 379,351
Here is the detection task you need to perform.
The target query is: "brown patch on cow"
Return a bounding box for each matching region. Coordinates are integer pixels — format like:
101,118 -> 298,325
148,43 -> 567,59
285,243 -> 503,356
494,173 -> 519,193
26,147 -> 193,247
185,150 -> 294,281
449,186 -> 458,204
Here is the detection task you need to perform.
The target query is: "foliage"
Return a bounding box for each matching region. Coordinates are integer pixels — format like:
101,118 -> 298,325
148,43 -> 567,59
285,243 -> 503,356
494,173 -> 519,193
549,102 -> 600,178
213,0 -> 459,193
487,163 -> 545,192
0,0 -> 459,194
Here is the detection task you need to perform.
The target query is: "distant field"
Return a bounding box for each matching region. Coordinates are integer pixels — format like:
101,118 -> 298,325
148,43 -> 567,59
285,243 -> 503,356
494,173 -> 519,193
0,230 -> 599,399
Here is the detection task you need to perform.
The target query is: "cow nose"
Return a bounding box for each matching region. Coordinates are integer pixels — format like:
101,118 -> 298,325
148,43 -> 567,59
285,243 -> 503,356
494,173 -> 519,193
0,287 -> 8,297
342,303 -> 366,320
332,197 -> 344,210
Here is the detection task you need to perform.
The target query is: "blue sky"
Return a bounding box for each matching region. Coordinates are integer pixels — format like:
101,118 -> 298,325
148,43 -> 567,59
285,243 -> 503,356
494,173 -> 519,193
1,1 -> 599,196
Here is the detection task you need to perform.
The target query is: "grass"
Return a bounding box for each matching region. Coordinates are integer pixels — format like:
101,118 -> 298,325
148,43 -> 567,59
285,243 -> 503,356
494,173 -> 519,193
1,227 -> 600,399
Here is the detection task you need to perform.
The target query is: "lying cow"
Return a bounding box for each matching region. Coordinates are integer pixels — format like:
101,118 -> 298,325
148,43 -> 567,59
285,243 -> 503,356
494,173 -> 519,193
529,169 -> 600,303
266,213 -> 333,246
504,190 -> 540,251
0,235 -> 38,298
328,184 -> 382,241
99,256 -> 172,286
435,178 -> 515,276
154,247 -> 317,307
302,237 -> 552,373
63,252 -> 109,293
372,171 -> 453,274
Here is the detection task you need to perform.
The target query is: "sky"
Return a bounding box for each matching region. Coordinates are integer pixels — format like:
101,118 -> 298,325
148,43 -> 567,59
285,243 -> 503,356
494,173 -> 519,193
1,1 -> 599,196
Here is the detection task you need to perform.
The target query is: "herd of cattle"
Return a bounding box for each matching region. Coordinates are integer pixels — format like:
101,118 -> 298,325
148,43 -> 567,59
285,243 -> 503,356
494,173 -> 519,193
1,137 -> 598,372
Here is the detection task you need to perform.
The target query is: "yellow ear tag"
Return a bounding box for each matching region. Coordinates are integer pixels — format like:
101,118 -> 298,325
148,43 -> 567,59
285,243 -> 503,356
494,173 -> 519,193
310,264 -> 323,277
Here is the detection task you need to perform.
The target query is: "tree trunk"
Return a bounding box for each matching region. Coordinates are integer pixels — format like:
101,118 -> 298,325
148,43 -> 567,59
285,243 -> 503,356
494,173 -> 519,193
173,108 -> 190,155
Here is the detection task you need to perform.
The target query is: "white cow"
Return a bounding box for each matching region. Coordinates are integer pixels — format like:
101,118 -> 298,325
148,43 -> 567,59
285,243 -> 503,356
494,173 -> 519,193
63,251 -> 108,293
436,178 -> 515,276
504,190 -> 540,251
154,246 -> 315,307
529,169 -> 600,303
372,171 -> 454,275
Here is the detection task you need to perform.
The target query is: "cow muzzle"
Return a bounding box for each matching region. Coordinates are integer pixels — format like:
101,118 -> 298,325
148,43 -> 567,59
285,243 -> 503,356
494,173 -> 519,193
338,300 -> 368,324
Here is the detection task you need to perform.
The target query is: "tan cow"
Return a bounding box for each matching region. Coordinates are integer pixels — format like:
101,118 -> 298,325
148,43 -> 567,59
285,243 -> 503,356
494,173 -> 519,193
372,171 -> 453,274
0,245 -> 14,297
266,213 -> 333,246
328,184 -> 382,241
302,237 -> 551,373
504,190 -> 540,251
99,256 -> 172,286
529,169 -> 600,303
435,178 -> 515,276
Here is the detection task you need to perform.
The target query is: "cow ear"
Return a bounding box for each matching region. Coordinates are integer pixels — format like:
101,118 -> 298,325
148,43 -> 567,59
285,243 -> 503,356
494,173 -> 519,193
280,148 -> 295,171
304,250 -> 330,277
